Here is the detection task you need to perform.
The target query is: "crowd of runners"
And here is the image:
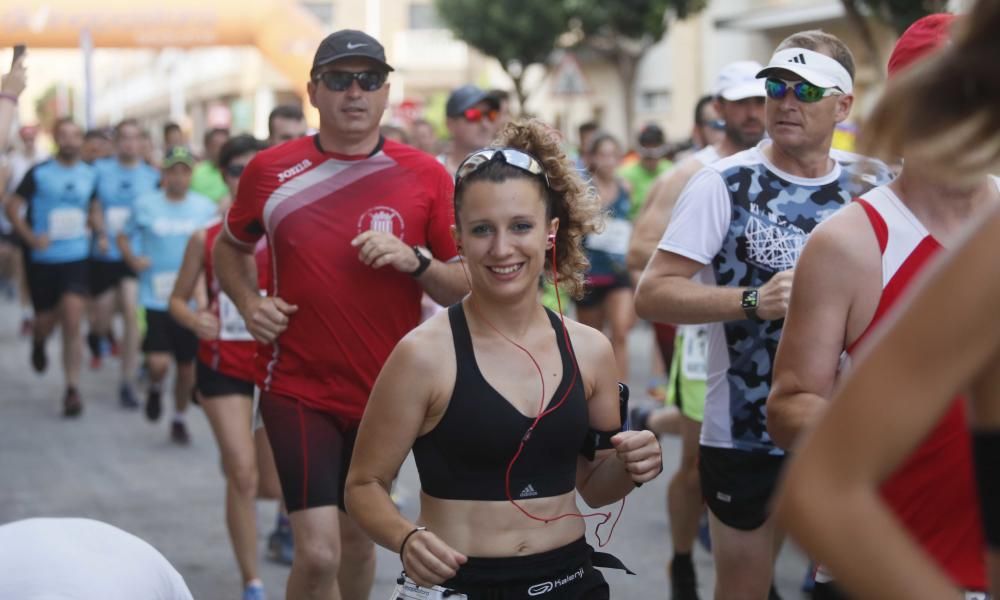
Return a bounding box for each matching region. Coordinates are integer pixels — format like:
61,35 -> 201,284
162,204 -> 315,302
0,2 -> 998,598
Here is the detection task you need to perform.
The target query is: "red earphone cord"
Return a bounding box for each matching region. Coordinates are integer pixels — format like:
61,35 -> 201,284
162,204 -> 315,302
459,242 -> 626,548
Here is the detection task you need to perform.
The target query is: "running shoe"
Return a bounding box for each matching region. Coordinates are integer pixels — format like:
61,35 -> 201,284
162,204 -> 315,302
145,388 -> 162,421
170,420 -> 190,445
30,340 -> 47,373
119,384 -> 139,410
63,388 -> 83,418
697,514 -> 712,552
86,332 -> 103,370
243,582 -> 266,600
669,556 -> 699,600
267,523 -> 294,566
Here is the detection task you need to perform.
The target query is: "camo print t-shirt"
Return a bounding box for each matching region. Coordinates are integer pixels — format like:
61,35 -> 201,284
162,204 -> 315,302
658,140 -> 892,454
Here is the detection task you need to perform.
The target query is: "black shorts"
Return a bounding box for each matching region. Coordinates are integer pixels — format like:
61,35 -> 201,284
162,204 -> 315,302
576,271 -> 631,309
813,581 -> 852,600
260,392 -> 358,513
89,259 -> 135,296
142,309 -> 198,363
26,259 -> 90,312
699,445 -> 786,531
196,360 -> 254,399
433,537 -> 612,599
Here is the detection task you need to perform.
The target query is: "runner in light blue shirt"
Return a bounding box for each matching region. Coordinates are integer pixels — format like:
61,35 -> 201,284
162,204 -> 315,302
118,146 -> 216,444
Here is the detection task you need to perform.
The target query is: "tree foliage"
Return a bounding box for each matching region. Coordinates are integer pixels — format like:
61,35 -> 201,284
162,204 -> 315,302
855,0 -> 951,34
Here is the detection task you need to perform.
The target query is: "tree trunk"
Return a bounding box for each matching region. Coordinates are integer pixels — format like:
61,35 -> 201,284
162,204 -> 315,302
509,71 -> 529,118
616,49 -> 640,141
841,0 -> 884,83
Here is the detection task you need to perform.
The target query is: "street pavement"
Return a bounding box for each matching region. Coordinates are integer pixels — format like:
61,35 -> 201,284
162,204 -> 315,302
0,299 -> 810,599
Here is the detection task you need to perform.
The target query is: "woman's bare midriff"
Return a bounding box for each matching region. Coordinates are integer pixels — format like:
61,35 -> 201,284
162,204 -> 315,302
418,490 -> 588,557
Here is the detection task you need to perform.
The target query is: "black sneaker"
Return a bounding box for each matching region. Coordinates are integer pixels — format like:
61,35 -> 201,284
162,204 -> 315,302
63,388 -> 83,418
145,388 -> 162,422
119,385 -> 139,410
170,420 -> 190,445
669,556 -> 699,600
30,340 -> 47,373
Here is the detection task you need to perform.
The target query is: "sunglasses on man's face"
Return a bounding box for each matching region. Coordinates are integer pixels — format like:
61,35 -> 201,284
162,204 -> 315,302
461,107 -> 499,124
314,70 -> 387,92
224,163 -> 246,179
765,78 -> 843,103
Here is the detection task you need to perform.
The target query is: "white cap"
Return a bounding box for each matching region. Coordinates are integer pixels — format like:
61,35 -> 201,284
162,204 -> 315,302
713,61 -> 767,101
756,48 -> 854,94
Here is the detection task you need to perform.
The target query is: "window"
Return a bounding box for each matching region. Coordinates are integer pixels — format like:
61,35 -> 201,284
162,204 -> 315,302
641,89 -> 671,112
301,1 -> 334,27
409,2 -> 442,30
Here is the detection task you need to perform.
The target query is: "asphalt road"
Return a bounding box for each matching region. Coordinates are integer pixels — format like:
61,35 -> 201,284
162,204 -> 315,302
0,299 -> 810,599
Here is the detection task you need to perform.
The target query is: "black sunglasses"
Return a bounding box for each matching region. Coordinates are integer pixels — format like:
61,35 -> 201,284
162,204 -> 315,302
314,70 -> 387,92
224,164 -> 246,178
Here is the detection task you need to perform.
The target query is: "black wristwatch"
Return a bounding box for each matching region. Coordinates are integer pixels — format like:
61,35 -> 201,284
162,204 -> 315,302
409,245 -> 432,278
741,288 -> 761,321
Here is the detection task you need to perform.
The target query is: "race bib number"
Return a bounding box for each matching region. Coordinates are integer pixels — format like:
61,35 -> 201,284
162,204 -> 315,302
48,208 -> 86,240
218,291 -> 256,342
152,272 -> 177,303
681,325 -> 709,381
585,218 -> 632,256
390,576 -> 467,600
105,206 -> 131,236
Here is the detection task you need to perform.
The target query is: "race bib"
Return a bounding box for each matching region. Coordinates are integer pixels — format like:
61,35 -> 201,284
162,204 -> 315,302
390,576 -> 467,600
681,324 -> 709,381
152,272 -> 178,303
48,208 -> 86,240
585,218 -> 632,256
105,206 -> 131,236
218,291 -> 255,342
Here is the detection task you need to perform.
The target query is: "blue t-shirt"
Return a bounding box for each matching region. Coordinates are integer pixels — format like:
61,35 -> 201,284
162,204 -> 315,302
92,158 -> 160,262
583,182 -> 632,284
16,159 -> 98,264
125,190 -> 217,311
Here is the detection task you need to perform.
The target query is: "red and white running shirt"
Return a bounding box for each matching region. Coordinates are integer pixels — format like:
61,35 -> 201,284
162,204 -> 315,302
224,136 -> 458,421
848,185 -> 986,590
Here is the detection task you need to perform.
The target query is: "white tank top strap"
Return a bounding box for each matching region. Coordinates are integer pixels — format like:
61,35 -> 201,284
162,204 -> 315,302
859,186 -> 931,288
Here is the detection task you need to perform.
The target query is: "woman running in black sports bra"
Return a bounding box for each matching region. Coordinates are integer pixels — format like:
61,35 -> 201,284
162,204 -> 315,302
346,120 -> 663,599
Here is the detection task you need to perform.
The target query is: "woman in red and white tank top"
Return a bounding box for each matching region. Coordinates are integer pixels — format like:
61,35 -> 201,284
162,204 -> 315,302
167,135 -> 278,600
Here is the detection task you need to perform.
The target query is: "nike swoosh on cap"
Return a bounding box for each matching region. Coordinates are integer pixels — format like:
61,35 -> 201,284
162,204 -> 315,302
346,42 -> 368,49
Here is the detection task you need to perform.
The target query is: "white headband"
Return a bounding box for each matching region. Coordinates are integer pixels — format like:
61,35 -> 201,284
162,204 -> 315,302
757,48 -> 853,94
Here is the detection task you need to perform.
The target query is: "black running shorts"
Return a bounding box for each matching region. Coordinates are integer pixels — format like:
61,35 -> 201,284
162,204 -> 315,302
260,392 -> 358,513
26,259 -> 89,312
142,309 -> 198,363
699,445 -> 786,531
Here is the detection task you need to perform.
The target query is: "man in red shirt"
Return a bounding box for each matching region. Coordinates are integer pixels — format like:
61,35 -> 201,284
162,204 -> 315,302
214,29 -> 468,600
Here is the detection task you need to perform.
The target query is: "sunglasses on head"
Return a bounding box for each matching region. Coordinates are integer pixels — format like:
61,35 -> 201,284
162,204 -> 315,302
314,70 -> 387,92
455,148 -> 549,188
765,78 -> 843,103
461,107 -> 499,124
224,164 -> 246,178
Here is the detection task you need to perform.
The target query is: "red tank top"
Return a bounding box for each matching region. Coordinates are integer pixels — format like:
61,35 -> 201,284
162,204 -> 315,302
850,187 -> 985,590
197,220 -> 271,384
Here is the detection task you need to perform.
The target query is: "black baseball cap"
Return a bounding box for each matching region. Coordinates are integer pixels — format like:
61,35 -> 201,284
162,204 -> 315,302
446,85 -> 499,118
638,123 -> 666,147
311,30 -> 394,78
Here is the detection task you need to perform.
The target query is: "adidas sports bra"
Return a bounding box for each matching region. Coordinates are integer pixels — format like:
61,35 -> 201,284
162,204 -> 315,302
412,304 -> 590,501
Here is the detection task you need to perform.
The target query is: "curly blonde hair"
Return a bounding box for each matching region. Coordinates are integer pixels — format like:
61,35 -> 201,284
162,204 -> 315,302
453,119 -> 603,299
859,1 -> 1000,184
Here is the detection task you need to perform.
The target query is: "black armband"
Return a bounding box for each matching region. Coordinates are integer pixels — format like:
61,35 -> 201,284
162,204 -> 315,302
972,430 -> 1000,548
579,383 -> 631,461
